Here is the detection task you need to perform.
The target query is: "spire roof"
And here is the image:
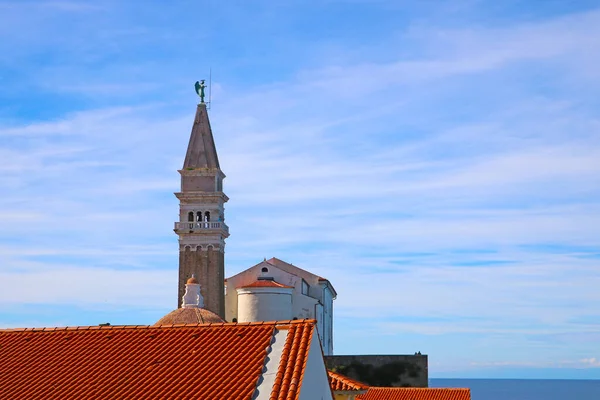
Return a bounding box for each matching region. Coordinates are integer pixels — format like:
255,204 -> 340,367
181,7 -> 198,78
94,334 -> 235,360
183,103 -> 220,170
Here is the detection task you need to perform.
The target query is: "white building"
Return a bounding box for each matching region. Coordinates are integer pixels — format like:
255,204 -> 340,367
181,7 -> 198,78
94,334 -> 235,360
225,257 -> 337,355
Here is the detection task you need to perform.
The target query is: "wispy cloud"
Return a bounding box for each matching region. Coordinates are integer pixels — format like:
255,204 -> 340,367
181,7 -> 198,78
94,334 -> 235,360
0,0 -> 599,377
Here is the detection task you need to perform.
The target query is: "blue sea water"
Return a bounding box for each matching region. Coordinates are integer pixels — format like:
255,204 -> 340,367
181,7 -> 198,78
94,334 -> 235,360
429,379 -> 600,400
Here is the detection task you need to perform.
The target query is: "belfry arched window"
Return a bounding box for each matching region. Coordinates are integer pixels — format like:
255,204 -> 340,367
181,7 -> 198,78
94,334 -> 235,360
187,212 -> 194,229
205,211 -> 210,222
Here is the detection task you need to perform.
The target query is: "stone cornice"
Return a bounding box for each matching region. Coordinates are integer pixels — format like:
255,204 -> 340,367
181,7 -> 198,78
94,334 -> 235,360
174,192 -> 229,203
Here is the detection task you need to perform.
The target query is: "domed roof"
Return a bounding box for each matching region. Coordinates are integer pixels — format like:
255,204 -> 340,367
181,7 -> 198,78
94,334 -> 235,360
154,307 -> 224,326
186,276 -> 199,284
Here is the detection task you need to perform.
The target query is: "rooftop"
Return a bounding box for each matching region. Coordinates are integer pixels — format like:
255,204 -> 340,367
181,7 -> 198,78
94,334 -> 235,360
239,279 -> 294,289
182,103 -> 220,170
228,257 -> 338,297
154,307 -> 224,325
328,370 -> 369,392
0,319 -> 316,400
357,387 -> 471,400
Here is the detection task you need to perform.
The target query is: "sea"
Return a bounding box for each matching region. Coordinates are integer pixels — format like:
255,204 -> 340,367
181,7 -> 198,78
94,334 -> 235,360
429,379 -> 600,400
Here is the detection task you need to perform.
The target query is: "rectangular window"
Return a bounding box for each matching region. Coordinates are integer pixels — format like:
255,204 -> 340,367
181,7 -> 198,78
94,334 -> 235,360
301,279 -> 309,296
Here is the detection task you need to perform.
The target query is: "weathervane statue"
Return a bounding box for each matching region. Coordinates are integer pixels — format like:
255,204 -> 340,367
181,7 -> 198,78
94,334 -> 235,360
194,80 -> 207,103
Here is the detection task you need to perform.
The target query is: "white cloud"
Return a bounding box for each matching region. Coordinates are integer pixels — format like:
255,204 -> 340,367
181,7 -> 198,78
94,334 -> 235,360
581,358 -> 600,367
0,2 -> 599,372
0,264 -> 172,307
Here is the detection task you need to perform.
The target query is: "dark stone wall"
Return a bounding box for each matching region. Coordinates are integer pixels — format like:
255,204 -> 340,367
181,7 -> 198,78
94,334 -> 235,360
182,175 -> 216,192
325,354 -> 428,388
178,247 -> 225,318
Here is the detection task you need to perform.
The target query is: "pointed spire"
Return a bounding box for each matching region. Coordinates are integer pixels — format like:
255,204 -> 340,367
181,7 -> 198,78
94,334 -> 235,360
183,103 -> 220,170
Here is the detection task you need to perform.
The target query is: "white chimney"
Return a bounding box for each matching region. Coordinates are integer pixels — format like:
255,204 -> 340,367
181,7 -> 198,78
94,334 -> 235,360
182,275 -> 204,308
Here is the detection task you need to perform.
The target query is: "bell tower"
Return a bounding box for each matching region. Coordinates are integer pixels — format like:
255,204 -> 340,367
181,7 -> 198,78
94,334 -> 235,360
174,99 -> 228,318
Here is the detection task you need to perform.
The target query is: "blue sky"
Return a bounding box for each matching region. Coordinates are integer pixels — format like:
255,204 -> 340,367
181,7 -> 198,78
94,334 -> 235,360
1,0 -> 600,379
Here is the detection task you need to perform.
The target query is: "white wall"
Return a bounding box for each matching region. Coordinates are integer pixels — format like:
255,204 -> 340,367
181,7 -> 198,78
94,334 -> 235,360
226,260 -> 335,355
298,327 -> 334,400
237,288 -> 293,322
293,290 -> 318,320
226,261 -> 306,321
251,329 -> 288,400
226,262 -> 297,321
322,285 -> 334,355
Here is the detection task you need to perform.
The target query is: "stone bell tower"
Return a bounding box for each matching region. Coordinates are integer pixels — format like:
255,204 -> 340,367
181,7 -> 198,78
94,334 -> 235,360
174,99 -> 229,318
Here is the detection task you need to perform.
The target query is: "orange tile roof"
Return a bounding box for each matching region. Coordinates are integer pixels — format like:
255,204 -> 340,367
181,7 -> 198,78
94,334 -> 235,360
240,279 -> 294,289
0,320 -> 317,400
357,387 -> 471,400
328,370 -> 369,391
270,320 -> 313,400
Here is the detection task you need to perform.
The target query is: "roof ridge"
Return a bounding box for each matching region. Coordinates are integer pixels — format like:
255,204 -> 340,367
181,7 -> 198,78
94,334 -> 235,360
292,323 -> 313,400
0,316 -> 281,399
327,370 -> 370,391
269,322 -> 314,400
265,258 -> 335,295
357,387 -> 471,400
267,257 -> 325,279
369,388 -> 470,390
0,319 -> 318,333
239,279 -> 295,289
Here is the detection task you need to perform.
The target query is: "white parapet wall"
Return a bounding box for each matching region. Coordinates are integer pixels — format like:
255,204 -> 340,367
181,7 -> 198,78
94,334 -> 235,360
236,286 -> 293,322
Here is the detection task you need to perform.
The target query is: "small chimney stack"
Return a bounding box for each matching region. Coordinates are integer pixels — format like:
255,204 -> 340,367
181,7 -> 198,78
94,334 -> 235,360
182,274 -> 204,308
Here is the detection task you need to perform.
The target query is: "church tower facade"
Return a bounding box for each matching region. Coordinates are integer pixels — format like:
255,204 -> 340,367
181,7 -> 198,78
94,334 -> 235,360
174,102 -> 229,318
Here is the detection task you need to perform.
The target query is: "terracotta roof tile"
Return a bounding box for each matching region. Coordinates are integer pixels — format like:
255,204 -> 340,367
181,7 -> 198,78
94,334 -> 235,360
328,370 -> 369,391
270,320 -> 314,400
240,279 -> 294,289
0,320 -> 317,400
357,387 -> 471,400
154,307 -> 225,325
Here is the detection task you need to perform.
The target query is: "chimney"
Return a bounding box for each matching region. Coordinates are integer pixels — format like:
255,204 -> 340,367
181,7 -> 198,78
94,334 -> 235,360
182,275 -> 204,308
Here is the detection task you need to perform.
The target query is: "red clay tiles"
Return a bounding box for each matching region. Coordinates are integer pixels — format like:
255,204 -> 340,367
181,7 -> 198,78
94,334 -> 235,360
270,322 -> 313,400
327,371 -> 470,400
241,280 -> 294,289
328,370 -> 369,391
154,307 -> 225,325
357,387 -> 471,400
0,320 -> 318,400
